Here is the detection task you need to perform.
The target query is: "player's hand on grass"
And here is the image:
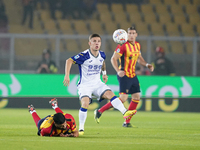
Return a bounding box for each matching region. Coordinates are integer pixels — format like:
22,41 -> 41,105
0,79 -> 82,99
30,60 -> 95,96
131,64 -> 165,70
103,75 -> 108,83
117,70 -> 125,77
60,133 -> 74,137
63,75 -> 70,86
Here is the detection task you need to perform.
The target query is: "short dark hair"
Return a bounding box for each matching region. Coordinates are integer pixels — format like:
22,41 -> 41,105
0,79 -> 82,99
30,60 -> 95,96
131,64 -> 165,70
128,26 -> 136,32
53,113 -> 65,124
89,33 -> 101,40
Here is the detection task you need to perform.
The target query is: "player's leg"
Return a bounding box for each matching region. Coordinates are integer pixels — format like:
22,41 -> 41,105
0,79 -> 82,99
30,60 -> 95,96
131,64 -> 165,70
28,104 -> 41,127
124,92 -> 140,125
97,93 -> 127,114
123,76 -> 140,127
97,101 -> 112,113
79,97 -> 90,135
93,83 -> 112,123
94,82 -> 135,123
77,87 -> 92,135
102,91 -> 137,119
102,76 -> 136,119
49,98 -> 64,113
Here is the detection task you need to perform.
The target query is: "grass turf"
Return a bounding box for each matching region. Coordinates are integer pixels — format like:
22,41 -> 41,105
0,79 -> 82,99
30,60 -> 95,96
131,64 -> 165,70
0,108 -> 200,150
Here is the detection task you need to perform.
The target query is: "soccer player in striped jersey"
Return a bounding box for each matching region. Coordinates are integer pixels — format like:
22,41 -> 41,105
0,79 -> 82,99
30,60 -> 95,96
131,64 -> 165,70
28,98 -> 79,137
63,33 -> 137,135
94,26 -> 154,127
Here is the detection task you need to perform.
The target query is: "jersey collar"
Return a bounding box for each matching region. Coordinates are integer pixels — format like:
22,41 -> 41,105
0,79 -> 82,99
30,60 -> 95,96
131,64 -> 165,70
128,41 -> 135,46
89,49 -> 99,58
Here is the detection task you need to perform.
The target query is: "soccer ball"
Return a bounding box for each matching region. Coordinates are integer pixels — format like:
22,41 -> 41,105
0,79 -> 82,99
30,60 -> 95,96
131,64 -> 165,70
112,29 -> 128,45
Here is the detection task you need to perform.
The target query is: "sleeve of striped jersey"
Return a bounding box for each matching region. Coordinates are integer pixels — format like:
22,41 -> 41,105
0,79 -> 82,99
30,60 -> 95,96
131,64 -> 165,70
65,114 -> 77,132
115,44 -> 125,56
136,42 -> 141,54
70,52 -> 89,64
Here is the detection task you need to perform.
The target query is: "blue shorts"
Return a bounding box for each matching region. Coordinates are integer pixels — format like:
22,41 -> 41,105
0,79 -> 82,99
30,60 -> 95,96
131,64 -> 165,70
117,75 -> 140,94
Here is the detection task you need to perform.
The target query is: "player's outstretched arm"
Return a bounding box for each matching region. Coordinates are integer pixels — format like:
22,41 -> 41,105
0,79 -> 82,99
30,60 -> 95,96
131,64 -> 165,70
72,128 -> 79,137
63,58 -> 73,86
111,52 -> 125,77
138,55 -> 154,72
102,61 -> 108,83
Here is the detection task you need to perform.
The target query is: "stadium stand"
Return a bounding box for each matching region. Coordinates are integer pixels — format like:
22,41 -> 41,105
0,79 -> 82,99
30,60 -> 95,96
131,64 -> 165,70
15,38 -> 47,56
180,23 -> 196,36
184,4 -> 199,15
140,4 -> 155,15
72,20 -> 89,35
153,40 -> 170,53
79,39 -> 90,50
169,4 -> 185,16
65,39 -> 80,52
169,41 -> 185,54
148,0 -> 163,5
42,19 -> 58,34
125,4 -> 140,15
154,4 -> 170,15
105,39 -> 117,52
163,0 -> 178,5
113,13 -> 129,24
158,14 -> 172,24
118,21 -> 133,30
87,20 -> 105,35
179,0 -> 192,5
2,0 -> 200,73
57,20 -> 74,35
173,15 -> 188,24
99,12 -> 114,23
55,11 -> 62,20
143,13 -> 158,24
129,13 -> 143,24
192,0 -> 200,5
134,22 -> 150,35
150,23 -> 166,36
40,10 -> 51,21
189,14 -> 200,25
104,21 -> 119,35
184,41 -> 194,54
196,24 -> 200,36
164,22 -> 181,36
111,3 -> 124,15
96,3 -> 110,14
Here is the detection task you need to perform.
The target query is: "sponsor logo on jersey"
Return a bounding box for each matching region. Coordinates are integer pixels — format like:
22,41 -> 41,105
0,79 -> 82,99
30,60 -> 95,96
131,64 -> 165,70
74,55 -> 80,59
116,48 -> 120,53
99,59 -> 103,63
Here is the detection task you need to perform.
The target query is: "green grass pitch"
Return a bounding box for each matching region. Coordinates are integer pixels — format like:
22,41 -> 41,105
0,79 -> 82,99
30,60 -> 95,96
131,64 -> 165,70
0,108 -> 200,150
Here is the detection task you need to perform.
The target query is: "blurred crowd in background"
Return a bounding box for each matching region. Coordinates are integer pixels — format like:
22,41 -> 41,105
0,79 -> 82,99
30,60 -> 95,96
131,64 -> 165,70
0,0 -> 199,76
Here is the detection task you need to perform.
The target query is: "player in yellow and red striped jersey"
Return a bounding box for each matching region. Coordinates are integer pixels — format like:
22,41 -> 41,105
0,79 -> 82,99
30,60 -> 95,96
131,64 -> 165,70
94,26 -> 154,127
28,98 -> 79,137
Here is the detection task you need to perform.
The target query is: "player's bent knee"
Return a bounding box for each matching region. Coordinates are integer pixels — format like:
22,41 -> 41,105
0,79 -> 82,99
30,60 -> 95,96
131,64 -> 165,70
132,93 -> 140,100
81,97 -> 90,108
102,90 -> 115,100
120,94 -> 128,103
